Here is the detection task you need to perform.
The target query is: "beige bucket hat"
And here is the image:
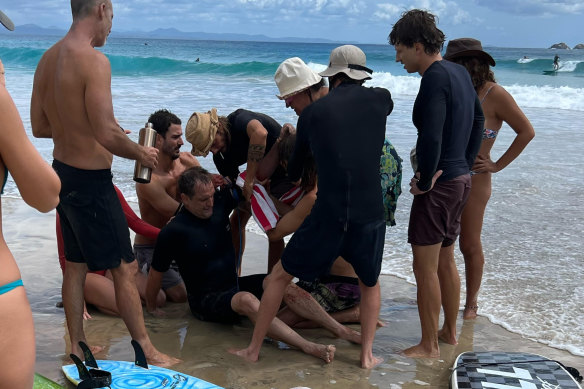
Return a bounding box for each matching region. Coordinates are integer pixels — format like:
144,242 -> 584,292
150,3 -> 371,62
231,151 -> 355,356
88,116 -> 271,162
319,45 -> 372,81
0,10 -> 14,31
274,57 -> 322,99
185,108 -> 219,157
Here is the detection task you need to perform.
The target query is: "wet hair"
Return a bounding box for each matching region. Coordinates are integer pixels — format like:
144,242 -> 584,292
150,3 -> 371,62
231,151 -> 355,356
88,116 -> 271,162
71,0 -> 105,20
449,56 -> 496,93
279,134 -> 317,192
148,109 -> 181,138
388,9 -> 445,55
178,166 -> 212,198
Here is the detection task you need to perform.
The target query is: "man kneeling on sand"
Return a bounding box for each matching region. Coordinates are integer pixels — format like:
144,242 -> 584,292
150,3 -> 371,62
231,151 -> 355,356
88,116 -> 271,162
145,166 -> 362,363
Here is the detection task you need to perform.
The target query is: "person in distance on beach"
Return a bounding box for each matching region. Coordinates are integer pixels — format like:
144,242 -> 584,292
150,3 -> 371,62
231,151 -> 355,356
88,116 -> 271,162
185,107 -> 293,273
443,38 -> 534,320
135,109 -> 202,306
230,45 -> 393,369
389,9 -> 484,358
146,167 -> 363,363
0,10 -> 61,387
30,0 -> 178,367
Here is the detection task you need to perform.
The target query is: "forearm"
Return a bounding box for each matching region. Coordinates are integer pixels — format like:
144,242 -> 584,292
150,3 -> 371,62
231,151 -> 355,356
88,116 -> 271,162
494,131 -> 534,172
145,271 -> 163,312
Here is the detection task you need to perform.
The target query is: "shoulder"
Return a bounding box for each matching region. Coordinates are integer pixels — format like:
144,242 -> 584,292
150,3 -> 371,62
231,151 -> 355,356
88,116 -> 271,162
179,152 -> 200,168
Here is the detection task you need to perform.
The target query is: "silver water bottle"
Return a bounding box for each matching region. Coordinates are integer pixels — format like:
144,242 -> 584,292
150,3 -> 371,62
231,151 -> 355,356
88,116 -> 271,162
133,122 -> 157,183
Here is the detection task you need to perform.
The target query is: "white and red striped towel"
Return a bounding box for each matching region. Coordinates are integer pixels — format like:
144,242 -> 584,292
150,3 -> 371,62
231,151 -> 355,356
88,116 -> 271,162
236,172 -> 305,232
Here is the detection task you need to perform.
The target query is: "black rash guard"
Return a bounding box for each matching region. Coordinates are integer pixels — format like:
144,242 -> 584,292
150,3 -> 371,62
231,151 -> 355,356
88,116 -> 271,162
288,83 -> 393,224
213,109 -> 282,181
151,189 -> 238,300
413,60 -> 484,191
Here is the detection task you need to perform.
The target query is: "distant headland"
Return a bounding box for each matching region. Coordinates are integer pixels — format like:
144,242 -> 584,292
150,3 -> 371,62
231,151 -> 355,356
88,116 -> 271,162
549,42 -> 584,50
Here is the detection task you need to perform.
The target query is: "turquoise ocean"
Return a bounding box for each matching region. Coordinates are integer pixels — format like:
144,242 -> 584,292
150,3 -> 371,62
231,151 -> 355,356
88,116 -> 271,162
1,35 -> 583,357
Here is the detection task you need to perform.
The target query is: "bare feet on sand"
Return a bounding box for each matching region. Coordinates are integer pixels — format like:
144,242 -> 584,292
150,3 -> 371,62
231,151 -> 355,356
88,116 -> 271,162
463,305 -> 478,320
337,327 -> 362,344
361,354 -> 383,369
401,343 -> 440,359
304,344 -> 335,363
146,350 -> 181,368
228,347 -> 259,363
438,328 -> 458,345
229,344 -> 335,364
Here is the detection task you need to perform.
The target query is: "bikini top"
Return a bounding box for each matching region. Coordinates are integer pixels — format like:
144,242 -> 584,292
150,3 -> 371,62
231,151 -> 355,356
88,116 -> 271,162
481,85 -> 498,140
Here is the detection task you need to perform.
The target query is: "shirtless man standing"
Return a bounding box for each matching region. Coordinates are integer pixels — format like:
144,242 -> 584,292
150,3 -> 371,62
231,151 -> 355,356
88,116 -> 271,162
31,0 -> 178,366
135,109 -> 199,304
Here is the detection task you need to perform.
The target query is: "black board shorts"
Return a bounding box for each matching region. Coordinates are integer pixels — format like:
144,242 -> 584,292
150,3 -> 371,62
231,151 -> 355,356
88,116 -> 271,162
282,213 -> 385,287
53,159 -> 134,271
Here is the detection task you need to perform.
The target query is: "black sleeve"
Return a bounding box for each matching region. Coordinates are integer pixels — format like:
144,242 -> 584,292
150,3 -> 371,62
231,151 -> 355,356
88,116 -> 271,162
151,226 -> 176,273
466,95 -> 484,169
287,112 -> 311,182
416,74 -> 447,192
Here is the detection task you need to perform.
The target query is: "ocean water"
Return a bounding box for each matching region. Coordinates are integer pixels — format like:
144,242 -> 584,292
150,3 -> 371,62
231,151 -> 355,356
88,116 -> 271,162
1,35 -> 583,357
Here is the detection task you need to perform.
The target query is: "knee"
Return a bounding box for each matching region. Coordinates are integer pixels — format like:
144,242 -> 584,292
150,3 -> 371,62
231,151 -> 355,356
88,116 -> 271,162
231,292 -> 258,315
166,284 -> 187,303
459,237 -> 484,260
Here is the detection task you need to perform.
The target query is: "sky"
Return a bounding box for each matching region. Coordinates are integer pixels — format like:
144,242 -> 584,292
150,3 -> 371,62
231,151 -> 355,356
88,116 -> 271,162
2,0 -> 583,48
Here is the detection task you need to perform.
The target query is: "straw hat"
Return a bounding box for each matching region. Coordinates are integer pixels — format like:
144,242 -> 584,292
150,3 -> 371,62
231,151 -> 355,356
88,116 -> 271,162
0,10 -> 14,31
274,57 -> 322,100
319,45 -> 373,81
185,108 -> 219,157
444,38 -> 496,66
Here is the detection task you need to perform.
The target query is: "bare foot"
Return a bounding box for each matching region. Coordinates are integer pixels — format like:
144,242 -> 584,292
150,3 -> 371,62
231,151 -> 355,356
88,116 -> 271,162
438,328 -> 458,345
361,354 -> 383,369
401,343 -> 440,359
228,347 -> 259,363
377,319 -> 386,327
70,343 -> 105,361
337,327 -> 362,344
463,305 -> 478,320
304,344 -> 335,364
146,350 -> 181,368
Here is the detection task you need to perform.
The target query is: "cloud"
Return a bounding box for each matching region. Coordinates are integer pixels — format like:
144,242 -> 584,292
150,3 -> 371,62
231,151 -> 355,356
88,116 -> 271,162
473,0 -> 584,16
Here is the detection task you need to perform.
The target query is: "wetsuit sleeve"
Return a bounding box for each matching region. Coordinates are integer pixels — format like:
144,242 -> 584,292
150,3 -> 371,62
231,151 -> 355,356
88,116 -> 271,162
114,186 -> 160,240
416,74 -> 446,192
466,95 -> 484,169
375,87 -> 394,116
287,113 -> 311,182
151,227 -> 175,273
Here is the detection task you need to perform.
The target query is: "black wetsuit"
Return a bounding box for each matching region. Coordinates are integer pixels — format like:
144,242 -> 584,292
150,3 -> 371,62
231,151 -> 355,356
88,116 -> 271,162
282,83 -> 393,287
151,188 -> 264,322
288,83 -> 393,224
413,60 -> 483,191
213,109 -> 281,181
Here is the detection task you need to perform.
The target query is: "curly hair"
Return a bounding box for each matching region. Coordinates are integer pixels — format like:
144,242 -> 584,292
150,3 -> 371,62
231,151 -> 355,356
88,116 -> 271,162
148,109 -> 181,138
388,9 -> 445,55
448,56 -> 496,93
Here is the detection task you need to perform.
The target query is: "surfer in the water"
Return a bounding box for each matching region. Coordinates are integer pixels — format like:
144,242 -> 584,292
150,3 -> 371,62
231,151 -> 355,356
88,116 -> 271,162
145,167 -> 366,363
553,54 -> 560,70
31,0 -> 179,367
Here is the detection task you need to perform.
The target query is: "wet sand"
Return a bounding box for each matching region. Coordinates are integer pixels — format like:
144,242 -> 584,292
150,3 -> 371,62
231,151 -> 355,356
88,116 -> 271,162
3,196 -> 582,388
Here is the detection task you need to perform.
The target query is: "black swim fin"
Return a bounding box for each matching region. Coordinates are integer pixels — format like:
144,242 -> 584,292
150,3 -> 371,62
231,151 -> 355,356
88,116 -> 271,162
69,353 -> 112,389
131,339 -> 149,369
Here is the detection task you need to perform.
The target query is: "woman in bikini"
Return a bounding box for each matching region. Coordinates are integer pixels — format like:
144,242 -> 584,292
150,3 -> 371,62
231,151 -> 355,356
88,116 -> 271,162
0,32 -> 61,388
444,38 -> 535,319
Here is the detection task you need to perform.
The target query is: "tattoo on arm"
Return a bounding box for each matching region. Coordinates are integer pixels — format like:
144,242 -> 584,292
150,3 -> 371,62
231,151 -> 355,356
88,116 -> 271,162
248,144 -> 265,162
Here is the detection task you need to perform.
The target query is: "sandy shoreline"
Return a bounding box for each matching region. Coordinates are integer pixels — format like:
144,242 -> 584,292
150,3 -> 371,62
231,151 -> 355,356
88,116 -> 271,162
2,196 -> 582,388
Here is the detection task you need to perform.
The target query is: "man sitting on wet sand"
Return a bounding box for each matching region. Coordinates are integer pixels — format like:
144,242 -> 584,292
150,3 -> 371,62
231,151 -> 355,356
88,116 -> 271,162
145,166 -> 362,363
134,109 -> 200,303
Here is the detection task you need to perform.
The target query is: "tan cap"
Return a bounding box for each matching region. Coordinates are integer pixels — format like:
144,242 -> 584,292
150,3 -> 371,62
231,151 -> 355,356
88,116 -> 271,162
319,45 -> 372,81
185,108 -> 219,157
